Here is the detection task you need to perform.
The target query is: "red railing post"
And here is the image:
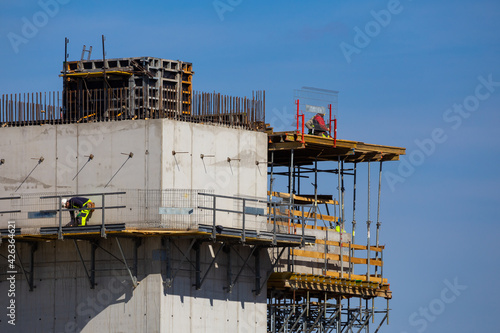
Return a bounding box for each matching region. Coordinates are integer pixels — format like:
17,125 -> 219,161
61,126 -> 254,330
296,99 -> 300,132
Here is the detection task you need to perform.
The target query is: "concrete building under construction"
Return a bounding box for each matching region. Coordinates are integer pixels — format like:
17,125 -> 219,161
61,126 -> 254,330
0,55 -> 405,332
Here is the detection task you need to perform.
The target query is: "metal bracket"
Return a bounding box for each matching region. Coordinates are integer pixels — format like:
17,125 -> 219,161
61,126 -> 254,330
15,242 -> 37,291
196,242 -> 224,290
194,241 -> 201,289
162,237 -> 172,287
73,239 -> 95,289
223,244 -> 232,292
164,238 -> 197,288
254,247 -> 261,294
227,245 -> 257,293
254,247 -> 286,295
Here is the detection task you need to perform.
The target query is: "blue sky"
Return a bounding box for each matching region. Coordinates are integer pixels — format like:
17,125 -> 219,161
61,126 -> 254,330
1,0 -> 499,331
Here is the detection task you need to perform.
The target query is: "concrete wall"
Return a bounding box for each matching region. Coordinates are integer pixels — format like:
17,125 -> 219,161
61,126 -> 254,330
0,119 -> 270,332
0,237 -> 269,333
0,119 -> 267,231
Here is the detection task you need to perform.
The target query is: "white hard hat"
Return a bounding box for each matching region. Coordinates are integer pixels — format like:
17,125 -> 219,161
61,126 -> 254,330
61,198 -> 68,206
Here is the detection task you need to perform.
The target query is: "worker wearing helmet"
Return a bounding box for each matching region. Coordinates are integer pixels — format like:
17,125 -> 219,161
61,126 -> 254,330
62,197 -> 93,227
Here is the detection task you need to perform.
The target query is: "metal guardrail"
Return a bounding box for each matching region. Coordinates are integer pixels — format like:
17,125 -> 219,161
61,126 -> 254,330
0,196 -> 21,214
198,192 -> 314,245
40,192 -> 126,239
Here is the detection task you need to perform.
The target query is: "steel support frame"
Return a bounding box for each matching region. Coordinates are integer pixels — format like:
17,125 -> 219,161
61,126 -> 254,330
73,239 -> 95,289
227,244 -> 258,292
268,296 -> 389,333
15,242 -> 37,291
254,246 -> 286,295
84,237 -> 140,289
163,238 -> 197,288
195,241 -> 225,290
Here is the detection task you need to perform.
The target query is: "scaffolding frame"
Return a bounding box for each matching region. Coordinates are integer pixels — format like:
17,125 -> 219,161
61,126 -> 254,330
265,128 -> 404,332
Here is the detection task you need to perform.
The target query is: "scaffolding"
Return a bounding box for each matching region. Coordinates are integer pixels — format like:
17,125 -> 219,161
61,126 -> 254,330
265,127 -> 405,332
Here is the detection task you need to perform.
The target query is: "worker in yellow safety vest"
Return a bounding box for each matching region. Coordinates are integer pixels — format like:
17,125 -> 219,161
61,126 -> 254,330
62,197 -> 94,227
335,221 -> 346,233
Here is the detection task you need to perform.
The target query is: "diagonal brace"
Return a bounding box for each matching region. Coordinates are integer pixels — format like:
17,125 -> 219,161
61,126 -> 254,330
228,245 -> 257,292
198,243 -> 224,290
355,312 -> 373,333
165,238 -> 197,287
254,247 -> 286,295
323,307 -> 342,331
288,305 -> 308,332
15,243 -> 37,292
73,239 -> 95,289
306,307 -> 326,333
373,313 -> 388,333
341,309 -> 361,333
115,238 -> 138,288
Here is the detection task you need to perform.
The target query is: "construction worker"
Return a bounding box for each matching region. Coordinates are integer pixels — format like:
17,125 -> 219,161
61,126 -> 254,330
62,197 -> 94,227
305,113 -> 330,137
335,221 -> 346,233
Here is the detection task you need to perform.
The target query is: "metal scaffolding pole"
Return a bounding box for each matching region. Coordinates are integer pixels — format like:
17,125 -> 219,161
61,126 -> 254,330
367,162 -> 371,282
337,296 -> 342,333
314,158 -> 318,228
375,162 -> 383,277
288,149 -> 294,272
270,151 -> 274,197
341,160 -> 345,231
337,156 -> 343,278
351,162 -> 357,275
